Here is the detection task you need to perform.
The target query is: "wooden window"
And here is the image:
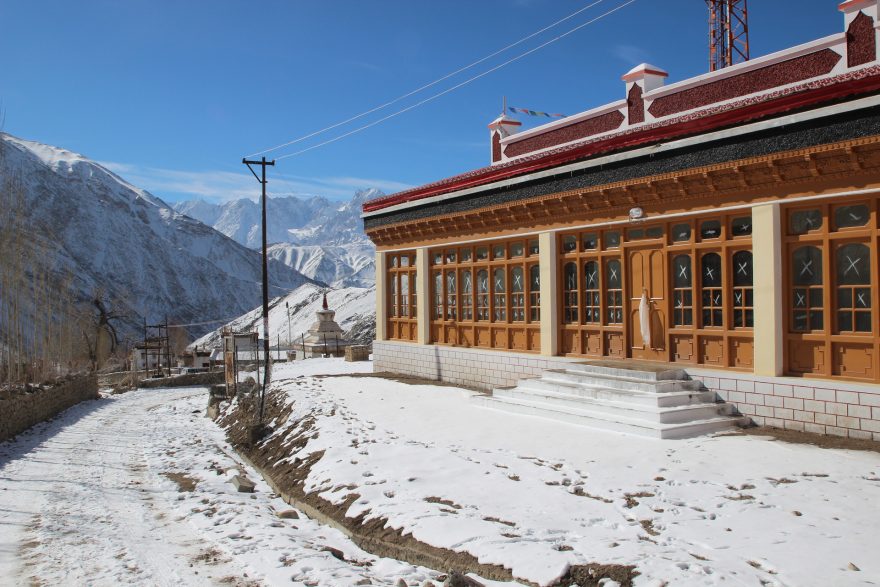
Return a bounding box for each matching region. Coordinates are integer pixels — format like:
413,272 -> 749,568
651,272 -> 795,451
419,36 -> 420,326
476,269 -> 489,321
731,250 -> 753,328
529,264 -> 540,322
605,259 -> 623,324
700,252 -> 723,327
511,266 -> 525,322
461,269 -> 473,320
791,246 -> 824,332
672,254 -> 693,326
429,237 -> 540,352
784,198 -> 880,381
387,251 -> 417,341
433,271 -> 443,319
445,270 -> 457,320
493,268 -> 507,321
835,243 -> 871,333
584,261 -> 600,323
563,262 -> 578,323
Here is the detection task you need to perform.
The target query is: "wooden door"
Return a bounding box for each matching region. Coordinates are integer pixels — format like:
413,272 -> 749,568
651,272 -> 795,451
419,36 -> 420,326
628,247 -> 667,360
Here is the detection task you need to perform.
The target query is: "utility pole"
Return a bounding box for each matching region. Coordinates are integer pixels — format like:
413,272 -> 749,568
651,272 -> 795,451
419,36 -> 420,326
285,301 -> 291,350
242,156 -> 275,427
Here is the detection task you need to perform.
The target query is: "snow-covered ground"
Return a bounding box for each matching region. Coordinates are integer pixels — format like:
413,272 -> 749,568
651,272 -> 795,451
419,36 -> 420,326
2,359 -> 879,586
0,382 -> 447,586
255,360 -> 880,587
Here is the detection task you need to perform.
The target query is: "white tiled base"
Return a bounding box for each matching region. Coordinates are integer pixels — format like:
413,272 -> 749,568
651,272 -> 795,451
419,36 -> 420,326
373,340 -> 880,440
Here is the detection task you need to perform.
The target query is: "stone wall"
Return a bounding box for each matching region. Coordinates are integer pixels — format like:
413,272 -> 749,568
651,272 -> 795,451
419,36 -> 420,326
373,340 -> 880,440
0,375 -> 98,442
138,370 -> 224,389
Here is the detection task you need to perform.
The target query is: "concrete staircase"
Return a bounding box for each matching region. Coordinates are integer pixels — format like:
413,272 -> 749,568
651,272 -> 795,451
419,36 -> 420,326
471,361 -> 746,439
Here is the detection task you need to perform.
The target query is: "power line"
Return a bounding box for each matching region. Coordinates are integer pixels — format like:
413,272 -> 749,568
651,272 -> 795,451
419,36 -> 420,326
244,0 -> 607,159
275,0 -> 638,161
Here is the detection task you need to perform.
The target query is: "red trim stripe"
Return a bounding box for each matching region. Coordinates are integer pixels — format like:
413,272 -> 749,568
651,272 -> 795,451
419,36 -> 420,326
364,74 -> 880,214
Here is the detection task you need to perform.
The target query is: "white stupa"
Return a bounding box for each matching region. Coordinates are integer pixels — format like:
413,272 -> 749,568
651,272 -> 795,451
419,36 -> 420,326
296,292 -> 351,358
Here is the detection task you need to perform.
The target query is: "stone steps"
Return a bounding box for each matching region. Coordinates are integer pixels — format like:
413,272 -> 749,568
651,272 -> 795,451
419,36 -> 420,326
472,394 -> 744,439
494,386 -> 729,424
473,361 -> 745,439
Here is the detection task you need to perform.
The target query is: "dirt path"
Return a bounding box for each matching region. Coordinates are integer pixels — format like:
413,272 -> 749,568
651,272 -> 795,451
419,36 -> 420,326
0,388 -> 253,586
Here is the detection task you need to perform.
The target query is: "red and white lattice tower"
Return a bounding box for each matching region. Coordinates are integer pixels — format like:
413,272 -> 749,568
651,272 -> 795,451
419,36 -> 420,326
706,0 -> 750,71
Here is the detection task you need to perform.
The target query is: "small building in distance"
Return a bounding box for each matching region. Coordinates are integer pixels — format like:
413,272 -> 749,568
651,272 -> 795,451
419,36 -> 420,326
363,1 -> 880,439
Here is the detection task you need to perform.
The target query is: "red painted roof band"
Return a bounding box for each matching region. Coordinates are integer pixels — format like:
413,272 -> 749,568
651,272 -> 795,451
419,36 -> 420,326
363,71 -> 880,214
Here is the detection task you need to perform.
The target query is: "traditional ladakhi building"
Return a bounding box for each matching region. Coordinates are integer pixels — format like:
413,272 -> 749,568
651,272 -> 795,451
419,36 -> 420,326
363,1 -> 880,439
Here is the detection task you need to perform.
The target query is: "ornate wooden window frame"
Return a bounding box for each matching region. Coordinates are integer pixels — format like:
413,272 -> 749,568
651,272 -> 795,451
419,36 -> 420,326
386,251 -> 418,341
430,237 -> 540,352
783,196 -> 880,382
559,213 -> 754,369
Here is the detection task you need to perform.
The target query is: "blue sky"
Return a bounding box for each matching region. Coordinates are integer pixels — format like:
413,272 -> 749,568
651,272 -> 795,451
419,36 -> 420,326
0,0 -> 838,203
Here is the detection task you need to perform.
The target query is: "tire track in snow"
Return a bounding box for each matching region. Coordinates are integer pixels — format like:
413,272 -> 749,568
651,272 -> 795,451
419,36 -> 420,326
0,388 -> 252,586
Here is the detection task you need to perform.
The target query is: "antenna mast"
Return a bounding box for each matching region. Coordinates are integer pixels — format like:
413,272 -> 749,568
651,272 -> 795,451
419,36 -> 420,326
706,0 -> 750,72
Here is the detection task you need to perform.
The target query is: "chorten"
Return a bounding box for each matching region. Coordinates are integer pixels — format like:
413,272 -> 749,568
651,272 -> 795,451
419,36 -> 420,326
296,292 -> 351,358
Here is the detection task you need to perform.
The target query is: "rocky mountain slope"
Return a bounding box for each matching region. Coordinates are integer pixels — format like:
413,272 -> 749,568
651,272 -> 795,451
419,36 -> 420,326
0,132 -> 314,343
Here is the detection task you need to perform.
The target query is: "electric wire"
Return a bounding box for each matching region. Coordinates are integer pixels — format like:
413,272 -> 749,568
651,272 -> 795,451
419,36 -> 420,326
244,0 -> 607,158
274,0 -> 638,161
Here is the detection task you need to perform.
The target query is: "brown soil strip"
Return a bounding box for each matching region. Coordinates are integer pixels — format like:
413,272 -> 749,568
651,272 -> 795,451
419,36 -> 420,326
161,471 -> 198,492
218,387 -> 638,587
313,371 -> 484,392
720,426 -> 879,452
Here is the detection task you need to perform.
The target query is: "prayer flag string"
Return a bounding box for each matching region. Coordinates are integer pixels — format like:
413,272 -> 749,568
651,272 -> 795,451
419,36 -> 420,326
509,106 -> 566,118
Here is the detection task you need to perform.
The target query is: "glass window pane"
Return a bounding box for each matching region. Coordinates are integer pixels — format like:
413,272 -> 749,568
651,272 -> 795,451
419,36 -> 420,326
510,242 -> 524,258
701,253 -> 722,287
604,231 -> 621,249
837,243 -> 871,286
732,251 -> 753,287
565,262 -> 577,290
584,261 -> 599,289
511,267 -> 524,293
789,209 -> 823,235
700,220 -> 721,240
672,223 -> 691,242
731,216 -> 752,237
673,255 -> 692,288
606,260 -> 622,288
628,228 -> 645,240
494,268 -> 506,293
792,247 -> 823,286
835,204 -> 869,229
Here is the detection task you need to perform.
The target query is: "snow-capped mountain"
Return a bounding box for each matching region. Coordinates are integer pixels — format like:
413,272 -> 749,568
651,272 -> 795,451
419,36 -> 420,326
174,189 -> 379,287
174,188 -> 381,248
0,132 -> 315,342
191,283 -> 376,349
266,242 -> 375,288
